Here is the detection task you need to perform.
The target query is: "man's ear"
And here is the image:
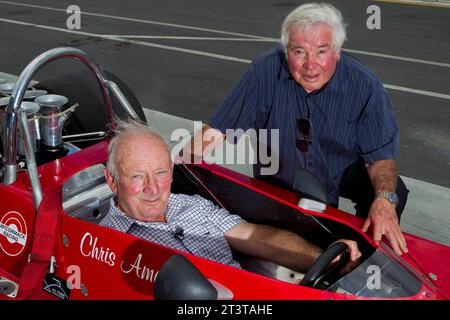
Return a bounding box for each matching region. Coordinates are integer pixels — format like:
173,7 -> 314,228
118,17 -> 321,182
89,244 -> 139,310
104,168 -> 118,193
335,50 -> 341,61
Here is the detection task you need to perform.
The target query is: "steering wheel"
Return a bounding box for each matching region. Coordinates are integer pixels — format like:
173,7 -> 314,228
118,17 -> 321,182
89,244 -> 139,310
300,242 -> 350,288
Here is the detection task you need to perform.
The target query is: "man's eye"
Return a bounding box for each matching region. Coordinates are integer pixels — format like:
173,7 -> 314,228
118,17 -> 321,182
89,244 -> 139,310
317,48 -> 330,56
156,170 -> 167,176
294,49 -> 305,57
131,174 -> 143,180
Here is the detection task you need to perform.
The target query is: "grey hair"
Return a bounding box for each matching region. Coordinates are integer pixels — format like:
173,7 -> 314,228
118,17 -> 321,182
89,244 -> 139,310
106,118 -> 172,181
281,3 -> 347,54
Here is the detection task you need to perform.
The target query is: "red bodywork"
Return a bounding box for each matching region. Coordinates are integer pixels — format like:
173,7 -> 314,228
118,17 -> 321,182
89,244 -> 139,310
0,139 -> 449,300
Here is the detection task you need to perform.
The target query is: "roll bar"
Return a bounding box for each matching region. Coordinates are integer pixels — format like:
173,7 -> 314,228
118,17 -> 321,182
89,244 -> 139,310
4,47 -> 138,209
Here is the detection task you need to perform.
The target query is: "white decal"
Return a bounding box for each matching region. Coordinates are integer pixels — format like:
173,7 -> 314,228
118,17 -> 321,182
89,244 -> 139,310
80,232 -> 116,266
78,233 -> 160,286
0,211 -> 28,256
120,253 -> 159,283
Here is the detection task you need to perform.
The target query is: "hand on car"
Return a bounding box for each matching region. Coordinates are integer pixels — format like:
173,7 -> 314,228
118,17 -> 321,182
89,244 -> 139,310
362,198 -> 408,255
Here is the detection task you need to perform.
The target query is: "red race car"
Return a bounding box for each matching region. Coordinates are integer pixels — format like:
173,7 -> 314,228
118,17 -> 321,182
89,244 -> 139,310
0,47 -> 449,300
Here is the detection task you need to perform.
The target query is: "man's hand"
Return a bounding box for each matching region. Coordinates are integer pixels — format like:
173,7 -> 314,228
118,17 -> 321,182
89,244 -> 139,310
364,159 -> 408,255
362,198 -> 408,255
331,239 -> 362,274
176,125 -> 225,165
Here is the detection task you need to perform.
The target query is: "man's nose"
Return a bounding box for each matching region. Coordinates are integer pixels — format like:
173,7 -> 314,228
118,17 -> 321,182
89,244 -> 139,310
303,52 -> 316,69
143,176 -> 159,195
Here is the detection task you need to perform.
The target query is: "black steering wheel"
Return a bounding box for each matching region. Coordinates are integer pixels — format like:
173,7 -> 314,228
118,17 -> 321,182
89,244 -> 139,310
300,242 -> 350,288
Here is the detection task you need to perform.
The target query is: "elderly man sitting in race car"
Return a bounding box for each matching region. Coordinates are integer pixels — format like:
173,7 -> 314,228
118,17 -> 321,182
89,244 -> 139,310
100,119 -> 361,273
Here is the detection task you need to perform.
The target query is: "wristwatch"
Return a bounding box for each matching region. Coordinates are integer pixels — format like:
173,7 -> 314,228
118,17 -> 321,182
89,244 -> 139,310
375,192 -> 399,205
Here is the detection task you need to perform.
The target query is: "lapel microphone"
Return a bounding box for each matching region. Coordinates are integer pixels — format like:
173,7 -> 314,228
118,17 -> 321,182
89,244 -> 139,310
174,227 -> 184,240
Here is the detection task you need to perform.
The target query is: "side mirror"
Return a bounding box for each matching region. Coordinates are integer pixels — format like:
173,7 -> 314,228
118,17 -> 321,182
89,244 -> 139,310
154,254 -> 218,300
293,169 -> 328,212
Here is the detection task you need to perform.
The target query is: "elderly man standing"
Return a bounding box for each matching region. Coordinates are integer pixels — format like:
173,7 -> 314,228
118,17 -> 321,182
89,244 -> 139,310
101,120 -> 360,273
185,3 -> 408,255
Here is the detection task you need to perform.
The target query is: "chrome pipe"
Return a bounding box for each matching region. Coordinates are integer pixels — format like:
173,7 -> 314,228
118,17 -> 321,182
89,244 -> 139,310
19,108 -> 43,206
4,47 -> 114,209
105,80 -> 140,121
62,131 -> 107,140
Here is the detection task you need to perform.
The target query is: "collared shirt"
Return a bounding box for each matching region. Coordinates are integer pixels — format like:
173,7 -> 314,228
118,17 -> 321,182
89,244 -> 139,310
100,193 -> 245,268
209,45 -> 399,205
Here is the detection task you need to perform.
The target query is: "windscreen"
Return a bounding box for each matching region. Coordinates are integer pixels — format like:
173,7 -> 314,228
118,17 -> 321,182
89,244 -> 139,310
326,243 -> 432,298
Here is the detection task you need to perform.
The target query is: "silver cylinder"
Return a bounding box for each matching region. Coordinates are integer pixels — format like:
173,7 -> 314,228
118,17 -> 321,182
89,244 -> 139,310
35,94 -> 68,148
0,97 -> 9,150
23,89 -> 47,101
17,101 -> 40,156
0,82 -> 16,95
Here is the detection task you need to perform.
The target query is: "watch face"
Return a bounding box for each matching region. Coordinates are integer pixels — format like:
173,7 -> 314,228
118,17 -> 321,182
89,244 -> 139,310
377,192 -> 399,205
388,193 -> 398,203
388,192 -> 398,204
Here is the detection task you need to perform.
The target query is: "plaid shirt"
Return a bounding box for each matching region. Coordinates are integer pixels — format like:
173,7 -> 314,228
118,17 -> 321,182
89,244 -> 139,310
101,193 -> 245,268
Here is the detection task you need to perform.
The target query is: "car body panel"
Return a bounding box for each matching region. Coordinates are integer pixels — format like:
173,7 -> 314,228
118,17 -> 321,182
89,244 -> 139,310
1,140 -> 448,300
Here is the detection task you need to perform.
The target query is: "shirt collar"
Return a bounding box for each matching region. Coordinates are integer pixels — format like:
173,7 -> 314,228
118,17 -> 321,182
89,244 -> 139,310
108,194 -> 176,232
108,197 -> 135,233
327,53 -> 346,93
278,54 -> 292,82
277,48 -> 346,93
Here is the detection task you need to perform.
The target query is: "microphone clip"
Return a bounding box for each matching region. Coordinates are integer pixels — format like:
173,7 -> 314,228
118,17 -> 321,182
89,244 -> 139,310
174,226 -> 184,241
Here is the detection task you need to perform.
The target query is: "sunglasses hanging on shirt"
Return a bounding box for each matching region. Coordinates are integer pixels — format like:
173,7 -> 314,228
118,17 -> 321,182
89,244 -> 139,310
296,118 -> 311,153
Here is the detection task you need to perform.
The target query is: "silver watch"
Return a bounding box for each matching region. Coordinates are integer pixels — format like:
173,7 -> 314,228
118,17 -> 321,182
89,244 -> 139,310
375,192 -> 399,205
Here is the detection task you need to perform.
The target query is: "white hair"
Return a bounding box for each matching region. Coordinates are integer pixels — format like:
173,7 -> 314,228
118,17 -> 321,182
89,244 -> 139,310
106,118 -> 171,181
281,3 -> 347,54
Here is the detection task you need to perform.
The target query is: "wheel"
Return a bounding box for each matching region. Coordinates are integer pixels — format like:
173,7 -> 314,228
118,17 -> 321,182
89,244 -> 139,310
300,242 -> 350,288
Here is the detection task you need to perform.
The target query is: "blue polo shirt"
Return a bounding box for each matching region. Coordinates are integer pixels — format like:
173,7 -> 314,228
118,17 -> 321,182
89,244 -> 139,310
209,46 -> 399,205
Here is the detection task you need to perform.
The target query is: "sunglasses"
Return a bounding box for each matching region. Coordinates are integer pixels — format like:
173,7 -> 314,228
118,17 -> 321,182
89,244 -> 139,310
296,118 -> 311,152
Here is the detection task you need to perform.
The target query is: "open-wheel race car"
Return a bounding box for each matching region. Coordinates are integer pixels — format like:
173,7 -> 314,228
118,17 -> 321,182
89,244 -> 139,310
0,47 -> 449,300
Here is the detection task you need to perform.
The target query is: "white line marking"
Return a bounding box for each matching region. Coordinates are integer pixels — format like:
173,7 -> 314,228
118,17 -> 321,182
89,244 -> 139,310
384,84 -> 450,99
103,35 -> 277,41
0,17 -> 252,64
0,17 -> 448,100
375,0 -> 450,8
1,0 -> 449,69
0,0 -> 264,39
344,49 -> 450,68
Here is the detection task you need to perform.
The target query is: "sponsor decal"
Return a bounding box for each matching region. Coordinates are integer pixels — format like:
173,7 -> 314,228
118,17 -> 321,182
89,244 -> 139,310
43,273 -> 71,300
80,232 -> 116,266
78,232 -> 163,295
120,241 -> 163,295
0,211 -> 28,256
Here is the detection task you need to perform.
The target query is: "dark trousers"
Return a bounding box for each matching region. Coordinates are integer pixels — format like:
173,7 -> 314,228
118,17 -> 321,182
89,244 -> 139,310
338,160 -> 409,221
